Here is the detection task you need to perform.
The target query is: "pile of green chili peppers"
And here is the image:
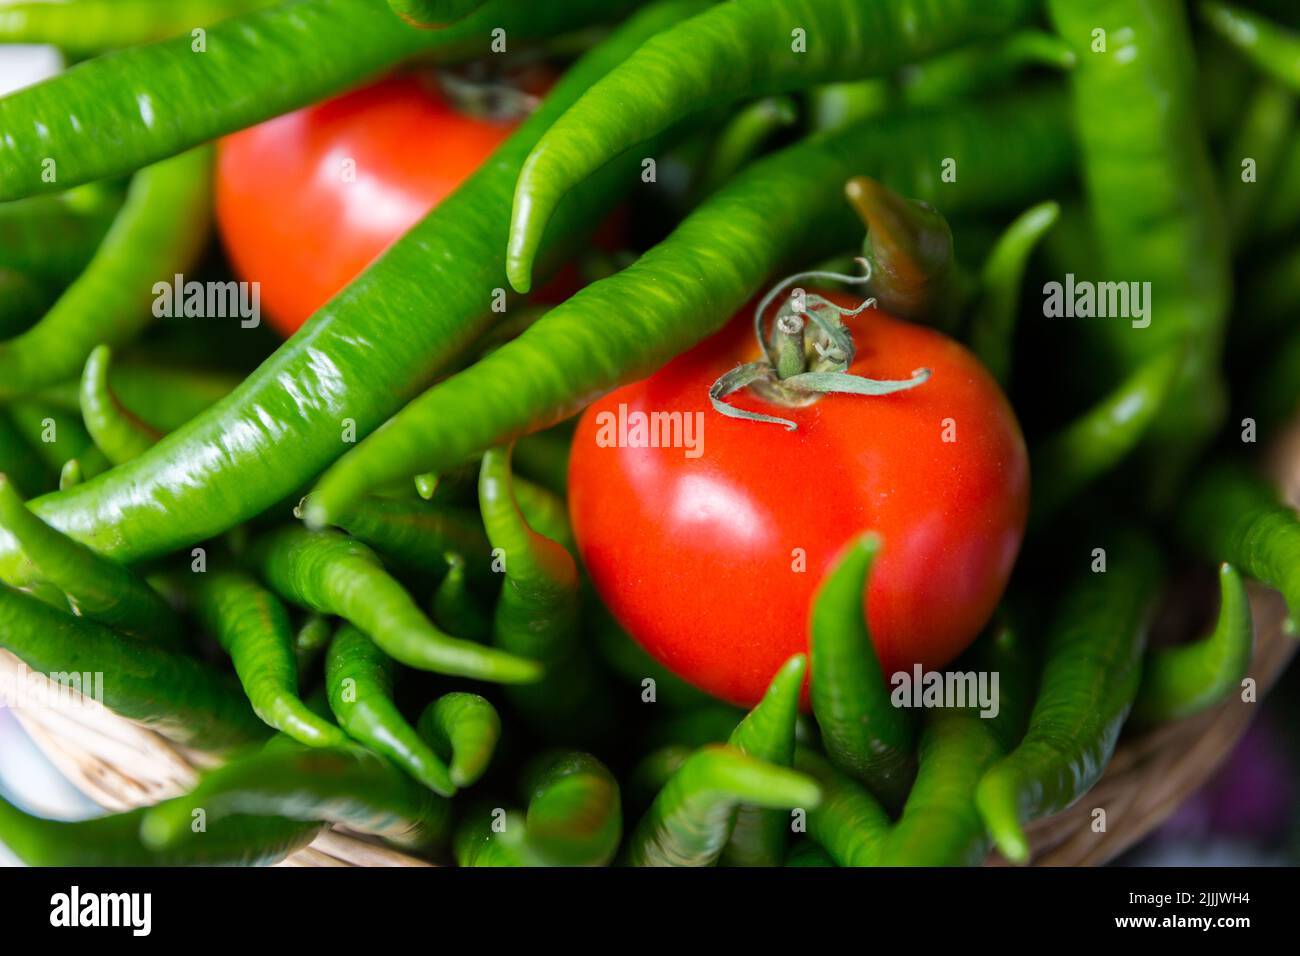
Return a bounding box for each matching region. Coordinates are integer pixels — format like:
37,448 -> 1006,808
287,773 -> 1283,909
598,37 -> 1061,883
0,0 -> 1298,868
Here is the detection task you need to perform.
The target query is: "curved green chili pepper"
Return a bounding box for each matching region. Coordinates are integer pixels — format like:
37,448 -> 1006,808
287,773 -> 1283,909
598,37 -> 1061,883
968,201 -> 1061,388
0,474 -> 182,645
251,526 -> 540,683
505,0 -> 1039,291
294,612 -> 333,672
695,96 -> 799,198
1202,2 -> 1300,91
0,795 -> 318,867
80,346 -> 162,465
0,0 -> 642,202
1029,349 -> 1182,525
795,746 -> 889,867
0,183 -> 120,283
0,1 -> 698,584
388,0 -> 487,28
0,580 -> 266,749
479,445 -> 594,733
141,743 -> 450,850
35,358 -> 240,432
417,692 -> 501,788
511,473 -> 577,556
456,751 -> 622,867
1132,563 -> 1253,726
977,530 -> 1163,864
810,533 -> 915,809
898,30 -> 1076,106
308,92 -> 1071,519
807,78 -> 892,133
0,148 -> 213,399
194,570 -> 347,748
431,552 -> 491,642
1047,0 -> 1230,502
1176,462 -> 1300,625
627,745 -> 821,867
0,1 -> 279,54
1220,81 -> 1294,244
325,624 -> 457,796
57,459 -> 83,492
721,653 -> 806,867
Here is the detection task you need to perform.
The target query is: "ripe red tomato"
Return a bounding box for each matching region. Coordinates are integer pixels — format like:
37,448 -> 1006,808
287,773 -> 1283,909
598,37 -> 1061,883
568,291 -> 1029,707
215,73 -> 516,336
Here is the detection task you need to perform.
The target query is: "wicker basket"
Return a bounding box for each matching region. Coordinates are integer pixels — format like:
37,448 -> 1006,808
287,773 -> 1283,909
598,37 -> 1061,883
5,443 -> 1298,867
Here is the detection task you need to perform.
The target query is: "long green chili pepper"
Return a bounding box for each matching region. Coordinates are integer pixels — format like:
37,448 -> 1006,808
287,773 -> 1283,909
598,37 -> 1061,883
0,1 -> 279,54
0,474 -> 183,645
308,92 -> 1071,519
0,2 -> 699,584
810,533 -> 915,808
1047,0 -> 1230,500
0,413 -> 50,499
431,552 -> 491,642
505,0 -> 1039,291
695,96 -> 800,198
417,692 -> 500,788
968,201 -> 1061,388
141,743 -> 450,850
1029,349 -> 1182,525
193,570 -> 347,748
0,796 -> 318,867
36,359 -> 239,431
0,581 -> 266,749
250,526 -> 540,683
795,746 -> 890,867
388,0 -> 487,28
0,183 -> 120,283
1131,563 -> 1254,726
976,530 -> 1163,864
627,745 -> 821,867
294,613 -> 333,672
0,0 -> 642,202
0,148 -> 213,398
1220,81 -> 1295,244
478,445 -> 588,730
898,30 -> 1076,106
511,428 -> 572,498
326,624 -> 457,795
721,654 -> 806,867
300,493 -> 491,578
1176,462 -> 1300,624
456,751 -> 622,867
1202,2 -> 1300,92
807,78 -> 892,133
511,474 -> 577,555
80,346 -> 162,465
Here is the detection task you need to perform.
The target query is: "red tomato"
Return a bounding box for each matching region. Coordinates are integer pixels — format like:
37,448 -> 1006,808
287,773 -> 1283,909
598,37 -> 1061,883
215,73 -> 516,336
568,292 -> 1029,707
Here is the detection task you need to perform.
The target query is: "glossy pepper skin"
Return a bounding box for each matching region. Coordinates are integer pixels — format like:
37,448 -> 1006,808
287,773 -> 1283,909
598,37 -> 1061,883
569,293 -> 1029,707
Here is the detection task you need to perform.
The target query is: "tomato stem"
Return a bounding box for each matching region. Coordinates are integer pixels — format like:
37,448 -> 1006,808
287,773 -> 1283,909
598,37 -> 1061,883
772,312 -> 806,380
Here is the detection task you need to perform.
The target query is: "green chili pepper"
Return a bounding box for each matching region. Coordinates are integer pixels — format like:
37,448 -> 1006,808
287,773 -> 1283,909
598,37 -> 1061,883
417,692 -> 501,788
0,795 -> 318,867
505,0 -> 1040,291
510,473 -> 577,556
0,1 -> 700,584
1029,349 -> 1182,525
628,744 -> 693,809
80,345 -> 162,465
898,30 -> 1076,106
976,530 -> 1163,864
0,148 -> 213,399
141,743 -> 450,850
1202,1 -> 1300,92
388,0 -> 487,28
695,96 -> 799,198
251,526 -> 540,683
807,79 -> 892,133
968,201 -> 1061,388
0,0 -> 642,202
0,0 -> 280,54
56,459 -> 83,492
308,92 -> 1071,519
1176,462 -> 1300,625
36,358 -> 239,431
5,400 -> 110,481
479,445 -> 592,733
193,570 -> 347,748
326,624 -> 457,795
0,474 -> 183,645
810,533 -> 915,809
795,746 -> 890,867
1131,563 -> 1253,726
0,183 -> 120,283
720,654 -> 806,867
1046,0 -> 1230,502
0,580 -> 266,749
627,745 -> 821,867
511,428 -> 572,498
431,552 -> 491,642
1219,81 -> 1295,244
457,751 -> 622,867
294,612 -> 333,672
